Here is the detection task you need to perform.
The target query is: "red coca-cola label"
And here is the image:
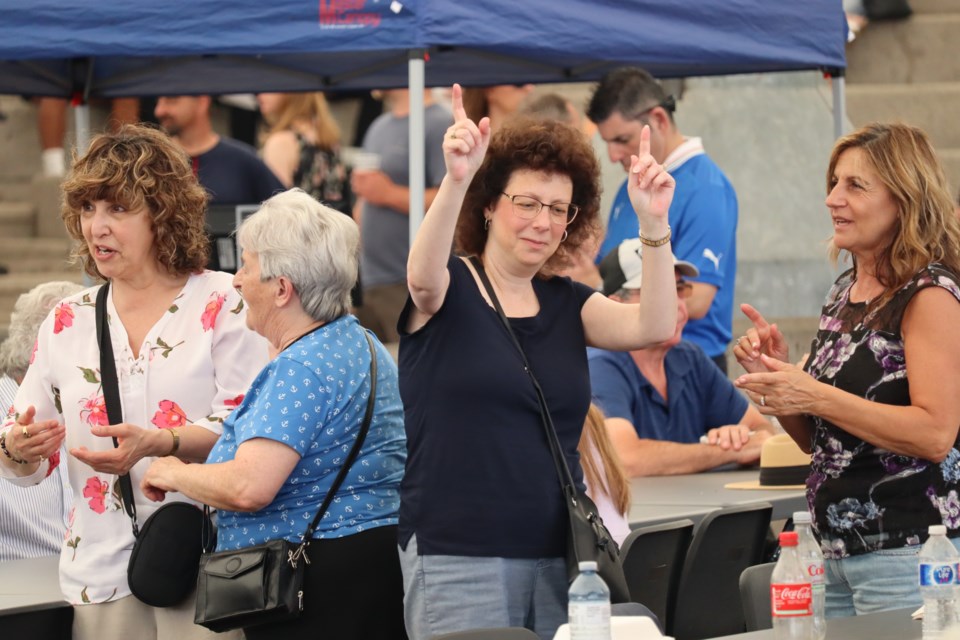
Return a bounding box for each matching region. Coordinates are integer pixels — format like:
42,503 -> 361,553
771,583 -> 813,617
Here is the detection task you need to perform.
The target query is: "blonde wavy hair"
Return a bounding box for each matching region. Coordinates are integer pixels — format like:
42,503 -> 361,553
827,122 -> 960,309
579,404 -> 630,515
61,124 -> 209,279
264,93 -> 341,151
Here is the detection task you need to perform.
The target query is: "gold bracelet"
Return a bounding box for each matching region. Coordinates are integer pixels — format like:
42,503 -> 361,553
638,225 -> 671,248
167,428 -> 180,456
0,431 -> 28,464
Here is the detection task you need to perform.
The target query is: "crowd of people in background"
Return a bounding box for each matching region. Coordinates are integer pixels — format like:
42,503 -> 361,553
1,64 -> 959,640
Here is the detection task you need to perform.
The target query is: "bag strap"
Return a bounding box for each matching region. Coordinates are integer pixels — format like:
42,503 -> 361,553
467,256 -> 580,502
96,283 -> 140,536
203,329 -> 379,555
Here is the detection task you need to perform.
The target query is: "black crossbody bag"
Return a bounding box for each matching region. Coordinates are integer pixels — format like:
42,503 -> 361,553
468,256 -> 630,603
96,283 -> 213,608
194,330 -> 378,632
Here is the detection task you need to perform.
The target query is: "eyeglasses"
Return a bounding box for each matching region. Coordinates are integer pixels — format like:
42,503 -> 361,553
501,193 -> 579,225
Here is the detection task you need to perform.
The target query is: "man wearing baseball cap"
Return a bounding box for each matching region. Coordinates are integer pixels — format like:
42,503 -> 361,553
589,239 -> 773,476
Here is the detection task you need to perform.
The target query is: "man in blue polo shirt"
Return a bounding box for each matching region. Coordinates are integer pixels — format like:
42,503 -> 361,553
589,239 -> 773,477
587,67 -> 738,373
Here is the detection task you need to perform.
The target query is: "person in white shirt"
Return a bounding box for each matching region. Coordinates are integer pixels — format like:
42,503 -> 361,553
0,281 -> 82,561
0,124 -> 269,640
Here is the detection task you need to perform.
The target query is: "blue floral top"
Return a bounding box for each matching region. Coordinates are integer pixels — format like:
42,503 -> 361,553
804,264 -> 960,558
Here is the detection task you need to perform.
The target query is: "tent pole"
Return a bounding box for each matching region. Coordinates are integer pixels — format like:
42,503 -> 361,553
830,69 -> 846,140
408,50 -> 426,239
73,101 -> 91,153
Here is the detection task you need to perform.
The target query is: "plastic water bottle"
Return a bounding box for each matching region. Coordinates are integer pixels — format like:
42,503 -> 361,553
771,531 -> 814,639
793,511 -> 826,639
919,524 -> 959,639
568,561 -> 611,640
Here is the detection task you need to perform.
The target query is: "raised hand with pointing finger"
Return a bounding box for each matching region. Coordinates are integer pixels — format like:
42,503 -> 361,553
443,83 -> 491,184
627,125 -> 675,231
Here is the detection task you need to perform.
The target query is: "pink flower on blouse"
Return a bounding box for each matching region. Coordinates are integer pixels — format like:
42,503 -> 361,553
201,292 -> 227,332
44,450 -> 61,478
151,399 -> 188,429
79,392 -> 108,427
224,394 -> 245,408
83,477 -> 109,514
53,303 -> 75,334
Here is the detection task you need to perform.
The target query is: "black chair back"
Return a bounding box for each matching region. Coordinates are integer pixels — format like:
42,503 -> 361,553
619,518 -> 694,634
671,502 -> 773,640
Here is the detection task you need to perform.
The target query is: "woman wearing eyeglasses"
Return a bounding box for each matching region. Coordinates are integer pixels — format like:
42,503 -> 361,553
396,84 -> 678,640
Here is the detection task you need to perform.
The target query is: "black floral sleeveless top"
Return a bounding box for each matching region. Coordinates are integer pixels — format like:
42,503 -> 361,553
804,264 -> 960,558
293,134 -> 350,215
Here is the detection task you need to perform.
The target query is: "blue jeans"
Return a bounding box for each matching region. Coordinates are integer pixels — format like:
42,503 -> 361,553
824,538 -> 960,618
398,535 -> 567,640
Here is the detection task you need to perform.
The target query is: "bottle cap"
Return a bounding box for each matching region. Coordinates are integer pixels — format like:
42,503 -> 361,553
779,531 -> 799,546
929,524 -> 947,536
793,511 -> 812,524
578,561 -> 598,572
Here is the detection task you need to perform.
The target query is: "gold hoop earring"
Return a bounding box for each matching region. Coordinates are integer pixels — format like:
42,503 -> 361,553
561,229 -> 569,243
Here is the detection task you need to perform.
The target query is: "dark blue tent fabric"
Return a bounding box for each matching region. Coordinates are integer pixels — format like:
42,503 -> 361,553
0,0 -> 845,97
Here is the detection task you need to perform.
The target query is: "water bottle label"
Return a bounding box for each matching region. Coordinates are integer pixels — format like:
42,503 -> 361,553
805,562 -> 825,585
771,583 -> 813,617
569,601 -> 611,638
920,562 -> 959,586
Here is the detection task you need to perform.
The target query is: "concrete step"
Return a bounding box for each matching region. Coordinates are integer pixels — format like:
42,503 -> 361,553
910,0 -> 960,14
846,14 -> 960,84
846,82 -> 960,148
0,237 -> 74,273
0,201 -> 36,238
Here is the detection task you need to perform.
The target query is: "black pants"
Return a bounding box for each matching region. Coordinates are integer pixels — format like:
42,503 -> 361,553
243,525 -> 407,640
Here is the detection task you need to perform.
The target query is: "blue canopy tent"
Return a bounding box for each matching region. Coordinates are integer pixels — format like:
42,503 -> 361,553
0,0 -> 846,229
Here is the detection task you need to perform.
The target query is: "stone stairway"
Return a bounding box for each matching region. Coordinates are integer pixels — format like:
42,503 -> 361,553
845,0 -> 960,192
0,95 -> 83,339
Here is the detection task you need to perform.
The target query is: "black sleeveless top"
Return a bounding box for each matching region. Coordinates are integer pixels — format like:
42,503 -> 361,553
804,264 -> 960,558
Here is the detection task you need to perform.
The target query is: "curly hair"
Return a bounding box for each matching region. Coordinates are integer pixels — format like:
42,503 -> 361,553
455,117 -> 601,275
61,123 -> 210,280
827,122 -> 960,309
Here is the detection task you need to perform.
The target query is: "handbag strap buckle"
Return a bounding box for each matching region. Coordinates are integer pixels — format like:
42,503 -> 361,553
287,543 -> 311,569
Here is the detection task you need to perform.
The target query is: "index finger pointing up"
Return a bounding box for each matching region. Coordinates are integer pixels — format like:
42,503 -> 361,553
451,83 -> 467,122
637,124 -> 651,158
741,303 -> 770,330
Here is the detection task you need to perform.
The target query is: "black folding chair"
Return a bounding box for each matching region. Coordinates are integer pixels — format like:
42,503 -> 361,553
671,502 -> 773,640
619,518 -> 694,634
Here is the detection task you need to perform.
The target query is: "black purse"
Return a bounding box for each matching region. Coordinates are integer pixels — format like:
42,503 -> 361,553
95,283 -> 213,608
194,330 -> 378,632
468,257 -> 630,603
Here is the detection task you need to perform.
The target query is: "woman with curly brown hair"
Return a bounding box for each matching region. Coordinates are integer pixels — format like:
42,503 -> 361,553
397,84 -> 678,640
0,123 -> 268,640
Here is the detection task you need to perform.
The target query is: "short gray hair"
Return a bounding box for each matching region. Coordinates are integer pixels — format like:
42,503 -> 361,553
236,189 -> 359,323
0,281 -> 85,381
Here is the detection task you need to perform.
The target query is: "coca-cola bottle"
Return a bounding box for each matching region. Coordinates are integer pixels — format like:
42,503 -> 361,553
771,531 -> 814,639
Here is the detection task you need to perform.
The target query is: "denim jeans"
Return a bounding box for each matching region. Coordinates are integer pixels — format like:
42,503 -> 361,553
398,535 -> 567,640
824,538 -> 960,618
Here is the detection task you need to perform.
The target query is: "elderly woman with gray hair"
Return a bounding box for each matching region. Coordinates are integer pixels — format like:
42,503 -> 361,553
0,281 -> 83,561
142,188 -> 408,640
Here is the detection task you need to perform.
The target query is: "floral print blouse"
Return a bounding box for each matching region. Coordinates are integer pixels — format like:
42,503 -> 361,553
0,271 -> 269,604
804,264 -> 960,558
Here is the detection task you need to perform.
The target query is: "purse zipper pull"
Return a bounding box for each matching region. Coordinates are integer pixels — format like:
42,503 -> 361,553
298,590 -> 304,611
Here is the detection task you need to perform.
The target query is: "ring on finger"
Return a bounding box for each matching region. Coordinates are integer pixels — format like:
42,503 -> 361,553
449,130 -> 458,140
21,425 -> 30,438
760,395 -> 767,407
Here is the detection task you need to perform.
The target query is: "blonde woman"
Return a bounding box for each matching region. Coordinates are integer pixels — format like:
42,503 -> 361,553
579,403 -> 631,546
257,92 -> 350,214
